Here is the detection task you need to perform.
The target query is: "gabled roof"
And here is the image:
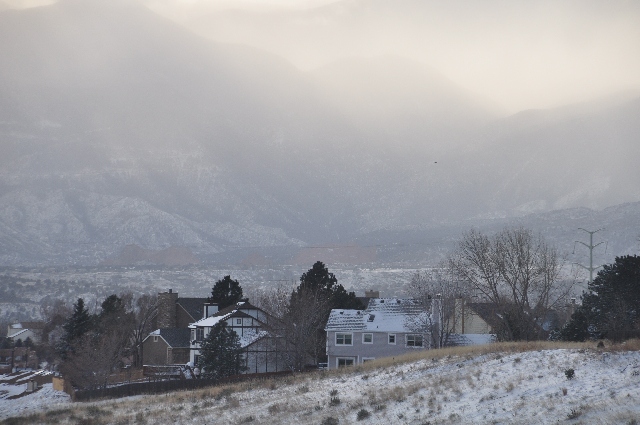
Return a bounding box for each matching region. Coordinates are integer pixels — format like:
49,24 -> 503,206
146,328 -> 191,348
8,329 -> 32,339
10,321 -> 45,330
176,298 -> 207,321
189,301 -> 265,329
326,298 -> 428,333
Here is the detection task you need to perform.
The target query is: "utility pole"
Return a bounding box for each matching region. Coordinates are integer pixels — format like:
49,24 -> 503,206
574,228 -> 605,283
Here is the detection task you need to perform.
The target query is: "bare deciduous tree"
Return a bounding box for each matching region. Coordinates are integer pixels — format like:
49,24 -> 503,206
131,293 -> 158,368
254,284 -> 292,320
405,269 -> 470,348
447,227 -> 574,341
279,286 -> 331,371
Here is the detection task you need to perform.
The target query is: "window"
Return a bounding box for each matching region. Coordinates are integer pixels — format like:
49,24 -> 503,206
335,333 -> 353,345
362,333 -> 373,344
236,318 -> 242,325
406,334 -> 423,347
153,336 -> 158,343
190,329 -> 195,342
388,334 -> 396,345
337,357 -> 355,367
194,355 -> 200,367
196,328 -> 204,342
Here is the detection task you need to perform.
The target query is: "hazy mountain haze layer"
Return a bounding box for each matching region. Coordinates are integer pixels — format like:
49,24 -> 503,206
0,0 -> 638,266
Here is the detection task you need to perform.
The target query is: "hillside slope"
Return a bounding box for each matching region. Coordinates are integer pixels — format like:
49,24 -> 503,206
2,342 -> 640,424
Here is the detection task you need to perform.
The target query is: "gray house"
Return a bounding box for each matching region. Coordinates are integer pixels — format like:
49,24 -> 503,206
325,298 -> 435,369
142,328 -> 191,365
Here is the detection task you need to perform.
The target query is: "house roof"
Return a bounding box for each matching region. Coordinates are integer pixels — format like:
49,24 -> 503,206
238,329 -> 269,348
326,298 -> 429,333
189,301 -> 265,329
176,298 -> 207,321
9,321 -> 45,330
147,328 -> 191,348
8,329 -> 32,339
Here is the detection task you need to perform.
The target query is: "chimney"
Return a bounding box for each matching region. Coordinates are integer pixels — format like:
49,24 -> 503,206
157,290 -> 179,328
567,298 -> 577,317
365,290 -> 380,298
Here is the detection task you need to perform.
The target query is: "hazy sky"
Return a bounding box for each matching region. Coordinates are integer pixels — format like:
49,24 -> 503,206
143,0 -> 640,114
3,0 -> 639,113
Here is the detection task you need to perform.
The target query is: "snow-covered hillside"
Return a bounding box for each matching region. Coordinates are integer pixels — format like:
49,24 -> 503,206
2,342 -> 639,424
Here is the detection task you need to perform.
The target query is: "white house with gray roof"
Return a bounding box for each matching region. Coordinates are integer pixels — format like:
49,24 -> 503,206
325,298 -> 438,369
189,301 -> 287,374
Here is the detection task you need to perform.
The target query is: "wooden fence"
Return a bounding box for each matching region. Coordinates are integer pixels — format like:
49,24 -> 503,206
71,370 -> 294,402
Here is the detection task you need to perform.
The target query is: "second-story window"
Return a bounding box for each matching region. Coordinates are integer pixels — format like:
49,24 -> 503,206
236,318 -> 242,325
335,333 -> 353,345
196,328 -> 204,342
388,334 -> 396,344
362,333 -> 373,344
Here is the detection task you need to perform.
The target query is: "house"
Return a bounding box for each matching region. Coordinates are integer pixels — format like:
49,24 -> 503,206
142,328 -> 191,365
189,301 -> 287,374
7,321 -> 46,345
445,298 -> 497,346
325,298 -> 438,369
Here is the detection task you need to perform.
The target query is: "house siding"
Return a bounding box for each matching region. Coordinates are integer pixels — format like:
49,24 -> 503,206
327,330 -> 425,369
143,338 -> 171,365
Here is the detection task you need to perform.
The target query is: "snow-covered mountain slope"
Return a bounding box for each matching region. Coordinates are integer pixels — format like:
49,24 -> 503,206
0,1 -> 639,266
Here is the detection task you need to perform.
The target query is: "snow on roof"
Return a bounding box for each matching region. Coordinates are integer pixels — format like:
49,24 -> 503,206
189,313 -> 229,328
188,301 -> 259,328
7,329 -> 31,339
326,298 -> 428,333
238,329 -> 269,348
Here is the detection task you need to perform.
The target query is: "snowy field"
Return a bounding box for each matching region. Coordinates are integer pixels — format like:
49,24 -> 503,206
1,343 -> 639,424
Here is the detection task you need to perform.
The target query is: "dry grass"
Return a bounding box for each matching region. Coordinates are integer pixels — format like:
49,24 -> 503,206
4,339 -> 638,425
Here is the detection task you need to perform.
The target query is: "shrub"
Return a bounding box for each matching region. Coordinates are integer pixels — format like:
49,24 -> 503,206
356,409 -> 371,421
135,412 -> 146,424
329,396 -> 341,406
565,368 -> 575,380
329,389 -> 339,396
567,408 -> 581,419
321,417 -> 339,425
268,404 -> 281,414
215,388 -> 234,400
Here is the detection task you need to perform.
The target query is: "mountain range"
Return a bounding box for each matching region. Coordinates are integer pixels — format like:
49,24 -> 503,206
0,0 -> 638,266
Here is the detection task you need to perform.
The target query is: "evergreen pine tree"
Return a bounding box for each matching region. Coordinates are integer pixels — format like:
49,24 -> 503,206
297,261 -> 363,309
561,255 -> 640,342
197,321 -> 246,379
208,276 -> 244,309
58,298 -> 93,358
